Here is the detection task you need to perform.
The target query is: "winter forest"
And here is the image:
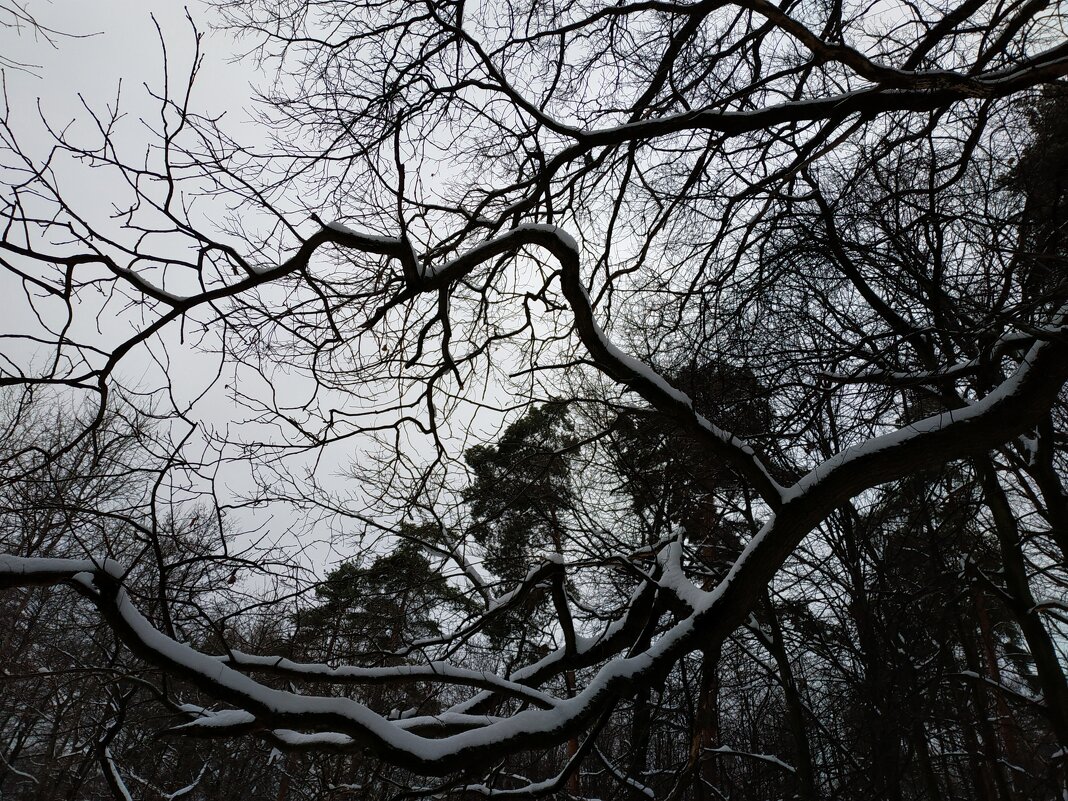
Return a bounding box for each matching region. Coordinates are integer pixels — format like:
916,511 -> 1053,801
1,0 -> 1067,798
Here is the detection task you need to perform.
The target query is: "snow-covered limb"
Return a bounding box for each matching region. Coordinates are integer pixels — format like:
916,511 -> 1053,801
0,750 -> 38,785
101,748 -> 134,801
393,556 -> 569,658
4,224 -> 1068,776
457,777 -> 560,797
175,706 -> 257,731
164,766 -> 209,801
574,41 -> 1068,148
217,651 -> 561,708
703,745 -> 795,773
177,704 -> 508,739
448,579 -> 658,718
0,552 -> 679,773
550,230 -> 785,508
0,554 -> 125,586
0,554 -> 652,772
786,333 -> 1068,504
818,328 -> 1059,389
484,557 -> 565,613
326,220 -> 784,507
420,535 -> 493,604
656,536 -> 710,611
592,746 -> 657,798
952,672 -> 1047,711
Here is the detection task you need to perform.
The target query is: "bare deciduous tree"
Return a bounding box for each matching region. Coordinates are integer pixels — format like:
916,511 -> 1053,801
2,0 -> 1067,797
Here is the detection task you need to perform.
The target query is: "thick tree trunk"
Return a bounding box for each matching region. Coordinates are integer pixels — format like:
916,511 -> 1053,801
977,458 -> 1068,788
974,590 -> 1022,778
956,607 -> 1017,801
756,597 -> 818,801
1029,417 -> 1068,561
912,720 -> 945,801
688,642 -> 723,799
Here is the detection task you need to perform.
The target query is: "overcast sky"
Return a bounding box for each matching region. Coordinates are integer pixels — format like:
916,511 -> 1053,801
2,0 -> 261,369
1,2 -> 536,580
5,2 -> 253,116
1,3 -> 379,573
